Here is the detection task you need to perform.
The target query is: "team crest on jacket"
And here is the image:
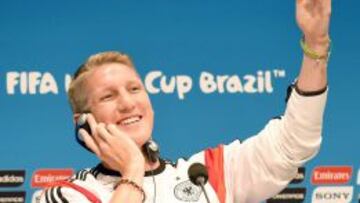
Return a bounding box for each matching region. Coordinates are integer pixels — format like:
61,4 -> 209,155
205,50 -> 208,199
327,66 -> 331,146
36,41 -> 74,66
174,180 -> 202,201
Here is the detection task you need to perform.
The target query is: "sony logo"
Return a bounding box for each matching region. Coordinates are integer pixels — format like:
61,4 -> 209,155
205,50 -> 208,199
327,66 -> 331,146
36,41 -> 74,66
312,186 -> 353,203
315,192 -> 351,200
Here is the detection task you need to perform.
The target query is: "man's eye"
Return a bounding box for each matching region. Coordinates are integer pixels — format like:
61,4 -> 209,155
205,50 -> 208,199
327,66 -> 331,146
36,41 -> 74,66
130,86 -> 141,93
100,94 -> 113,101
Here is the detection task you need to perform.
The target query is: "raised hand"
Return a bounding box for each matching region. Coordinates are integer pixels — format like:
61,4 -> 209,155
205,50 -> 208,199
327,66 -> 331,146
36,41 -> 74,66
296,0 -> 331,50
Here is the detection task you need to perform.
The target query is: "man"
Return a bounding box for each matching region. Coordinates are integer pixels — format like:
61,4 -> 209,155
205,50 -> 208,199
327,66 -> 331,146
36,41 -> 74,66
40,0 -> 331,202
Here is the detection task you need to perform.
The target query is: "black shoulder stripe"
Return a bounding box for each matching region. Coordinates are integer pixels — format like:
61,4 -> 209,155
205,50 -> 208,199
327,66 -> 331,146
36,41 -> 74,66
79,170 -> 85,180
82,171 -> 90,181
45,189 -> 51,203
72,169 -> 90,181
56,187 -> 69,203
89,168 -> 96,176
48,187 -> 70,203
94,170 -> 100,177
89,168 -> 94,174
74,171 -> 82,180
82,170 -> 89,180
90,166 -> 100,178
49,187 -> 58,203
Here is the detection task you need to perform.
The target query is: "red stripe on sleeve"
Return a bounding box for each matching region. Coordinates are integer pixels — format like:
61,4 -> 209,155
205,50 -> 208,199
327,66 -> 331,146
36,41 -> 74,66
205,145 -> 226,203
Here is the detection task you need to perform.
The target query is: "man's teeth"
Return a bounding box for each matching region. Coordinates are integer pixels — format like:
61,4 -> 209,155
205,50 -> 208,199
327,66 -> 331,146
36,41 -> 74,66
120,116 -> 140,125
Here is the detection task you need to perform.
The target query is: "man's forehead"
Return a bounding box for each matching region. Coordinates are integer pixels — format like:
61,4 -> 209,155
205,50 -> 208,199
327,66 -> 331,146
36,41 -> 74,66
86,67 -> 141,89
91,63 -> 139,77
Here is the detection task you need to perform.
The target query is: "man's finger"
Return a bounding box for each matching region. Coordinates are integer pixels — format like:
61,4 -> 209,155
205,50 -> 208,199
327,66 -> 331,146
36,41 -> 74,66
297,0 -> 312,7
320,0 -> 331,16
79,129 -> 101,156
106,124 -> 137,147
86,113 -> 98,137
96,123 -> 113,143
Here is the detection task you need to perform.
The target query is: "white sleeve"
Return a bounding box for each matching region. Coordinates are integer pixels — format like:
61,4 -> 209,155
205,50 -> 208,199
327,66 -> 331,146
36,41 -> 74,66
223,88 -> 328,203
38,186 -> 91,203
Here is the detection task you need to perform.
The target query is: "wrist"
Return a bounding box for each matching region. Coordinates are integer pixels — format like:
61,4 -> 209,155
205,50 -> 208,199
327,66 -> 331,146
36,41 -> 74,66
122,164 -> 145,185
301,35 -> 331,60
304,35 -> 330,54
114,178 -> 146,202
122,174 -> 144,187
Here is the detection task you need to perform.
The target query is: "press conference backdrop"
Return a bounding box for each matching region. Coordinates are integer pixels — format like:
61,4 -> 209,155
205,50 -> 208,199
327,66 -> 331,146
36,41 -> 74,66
0,0 -> 359,202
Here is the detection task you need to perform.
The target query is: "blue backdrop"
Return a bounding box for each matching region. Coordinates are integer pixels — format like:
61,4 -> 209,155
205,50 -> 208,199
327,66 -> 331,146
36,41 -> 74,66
0,0 -> 359,202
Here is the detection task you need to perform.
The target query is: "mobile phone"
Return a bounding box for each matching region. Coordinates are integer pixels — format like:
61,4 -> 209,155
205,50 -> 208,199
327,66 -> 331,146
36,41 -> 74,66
75,114 -> 93,152
76,114 -> 92,136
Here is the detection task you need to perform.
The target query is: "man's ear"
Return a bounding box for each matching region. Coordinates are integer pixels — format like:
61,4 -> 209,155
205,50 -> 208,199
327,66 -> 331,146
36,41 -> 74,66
73,113 -> 81,125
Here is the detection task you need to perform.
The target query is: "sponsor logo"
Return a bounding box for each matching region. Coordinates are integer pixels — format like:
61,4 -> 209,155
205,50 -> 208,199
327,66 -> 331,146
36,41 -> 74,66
266,188 -> 306,203
0,191 -> 25,203
290,167 -> 305,184
31,190 -> 42,203
312,186 -> 353,203
0,170 -> 25,187
174,180 -> 202,201
312,166 -> 352,185
31,169 -> 74,188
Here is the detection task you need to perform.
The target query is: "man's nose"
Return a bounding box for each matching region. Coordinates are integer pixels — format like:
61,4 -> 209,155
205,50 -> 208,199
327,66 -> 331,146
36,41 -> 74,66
116,93 -> 135,112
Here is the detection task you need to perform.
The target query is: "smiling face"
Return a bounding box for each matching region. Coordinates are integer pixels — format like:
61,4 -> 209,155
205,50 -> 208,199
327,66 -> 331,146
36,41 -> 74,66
84,63 -> 154,146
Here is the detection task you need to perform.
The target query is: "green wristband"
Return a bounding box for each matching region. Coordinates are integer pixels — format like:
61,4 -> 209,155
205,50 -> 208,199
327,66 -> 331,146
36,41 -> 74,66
300,36 -> 331,60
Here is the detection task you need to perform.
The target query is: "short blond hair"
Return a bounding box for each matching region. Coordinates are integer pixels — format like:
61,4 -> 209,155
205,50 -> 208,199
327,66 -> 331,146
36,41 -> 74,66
68,51 -> 135,113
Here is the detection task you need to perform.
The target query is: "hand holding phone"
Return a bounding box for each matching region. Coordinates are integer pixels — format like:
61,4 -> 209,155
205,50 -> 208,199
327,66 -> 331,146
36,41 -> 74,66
75,113 -> 159,163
